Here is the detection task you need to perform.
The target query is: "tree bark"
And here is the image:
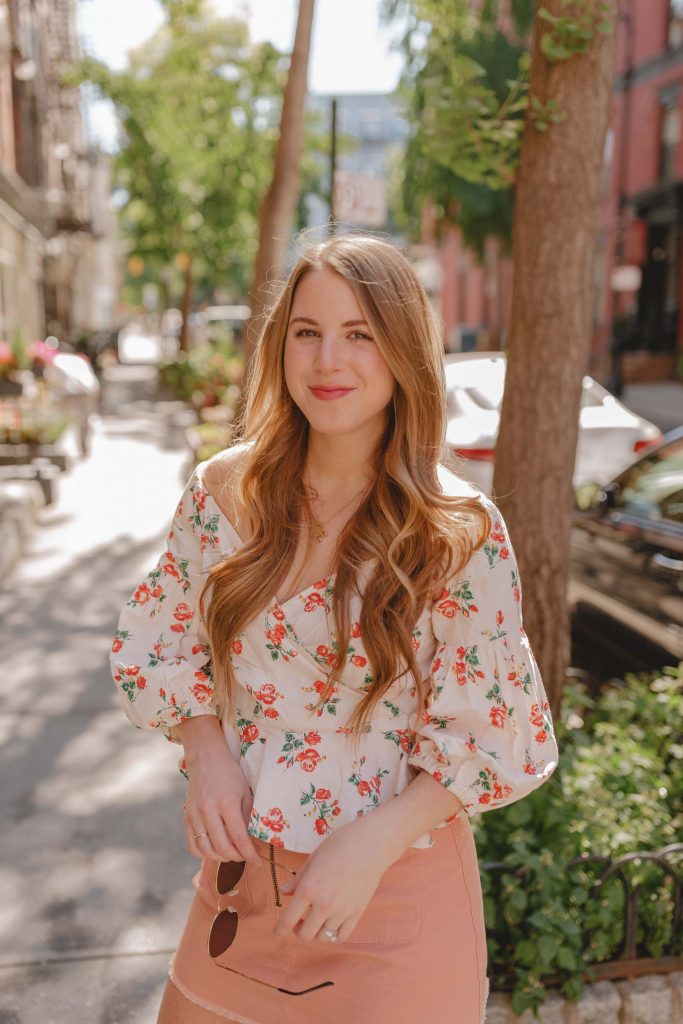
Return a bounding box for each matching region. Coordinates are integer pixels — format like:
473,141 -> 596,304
492,0 -> 618,719
178,254 -> 193,353
240,0 -> 316,373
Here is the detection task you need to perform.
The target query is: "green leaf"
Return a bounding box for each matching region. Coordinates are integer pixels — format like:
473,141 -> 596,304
557,946 -> 578,970
540,33 -> 573,62
538,934 -> 560,964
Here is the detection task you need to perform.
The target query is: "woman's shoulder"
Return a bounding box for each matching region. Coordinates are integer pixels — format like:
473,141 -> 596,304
201,441 -> 252,486
197,442 -> 254,539
435,463 -> 497,548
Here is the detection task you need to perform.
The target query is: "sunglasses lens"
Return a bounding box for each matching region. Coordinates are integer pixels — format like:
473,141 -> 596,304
217,860 -> 245,894
209,908 -> 239,958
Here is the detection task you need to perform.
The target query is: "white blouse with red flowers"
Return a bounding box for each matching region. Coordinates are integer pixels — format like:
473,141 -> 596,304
109,460 -> 558,853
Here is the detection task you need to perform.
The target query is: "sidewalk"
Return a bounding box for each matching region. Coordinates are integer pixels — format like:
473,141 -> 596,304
0,365 -> 200,1022
621,380 -> 683,435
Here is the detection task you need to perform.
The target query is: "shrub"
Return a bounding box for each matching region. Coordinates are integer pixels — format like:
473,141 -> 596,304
159,338 -> 243,412
472,663 -> 682,1016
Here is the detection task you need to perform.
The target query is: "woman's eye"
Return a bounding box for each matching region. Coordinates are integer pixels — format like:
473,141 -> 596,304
294,328 -> 318,337
349,331 -> 373,341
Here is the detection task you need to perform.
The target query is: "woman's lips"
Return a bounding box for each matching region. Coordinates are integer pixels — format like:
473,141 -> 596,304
309,386 -> 355,401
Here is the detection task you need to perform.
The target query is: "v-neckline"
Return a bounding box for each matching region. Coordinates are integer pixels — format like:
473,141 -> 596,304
199,472 -> 335,611
274,574 -> 336,610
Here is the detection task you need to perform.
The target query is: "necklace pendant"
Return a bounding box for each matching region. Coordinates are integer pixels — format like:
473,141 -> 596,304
311,521 -> 327,542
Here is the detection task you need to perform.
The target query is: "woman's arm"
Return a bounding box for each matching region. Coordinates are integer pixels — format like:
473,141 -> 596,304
177,716 -> 262,865
349,768 -> 465,865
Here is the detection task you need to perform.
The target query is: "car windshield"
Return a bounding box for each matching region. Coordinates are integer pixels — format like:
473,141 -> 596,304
445,359 -> 505,412
613,438 -> 683,523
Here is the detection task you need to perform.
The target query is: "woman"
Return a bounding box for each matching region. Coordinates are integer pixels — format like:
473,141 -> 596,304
110,233 -> 559,1024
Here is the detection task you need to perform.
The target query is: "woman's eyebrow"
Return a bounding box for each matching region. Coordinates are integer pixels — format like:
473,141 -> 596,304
289,316 -> 369,327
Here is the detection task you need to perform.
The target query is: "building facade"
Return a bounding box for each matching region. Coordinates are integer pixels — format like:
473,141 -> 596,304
598,0 -> 683,381
0,0 -> 119,346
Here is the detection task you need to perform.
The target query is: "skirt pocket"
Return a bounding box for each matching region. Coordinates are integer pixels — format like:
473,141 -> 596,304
335,859 -> 423,946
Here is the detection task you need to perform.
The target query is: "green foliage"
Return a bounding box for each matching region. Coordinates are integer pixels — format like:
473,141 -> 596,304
383,0 -> 532,253
538,2 -> 616,64
158,337 -> 243,412
474,664 -> 682,1015
382,0 -> 616,254
71,0 -> 287,300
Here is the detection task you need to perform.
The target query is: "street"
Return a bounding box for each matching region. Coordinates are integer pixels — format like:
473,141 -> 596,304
0,366 -> 200,1023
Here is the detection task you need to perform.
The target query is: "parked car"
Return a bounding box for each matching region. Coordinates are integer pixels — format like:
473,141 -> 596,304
191,305 -> 250,347
44,350 -> 100,456
444,352 -> 662,493
570,427 -> 683,668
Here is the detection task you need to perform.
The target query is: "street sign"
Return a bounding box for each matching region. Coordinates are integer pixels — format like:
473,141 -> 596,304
333,169 -> 387,227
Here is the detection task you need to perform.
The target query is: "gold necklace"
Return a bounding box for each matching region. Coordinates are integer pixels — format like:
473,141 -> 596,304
307,484 -> 368,543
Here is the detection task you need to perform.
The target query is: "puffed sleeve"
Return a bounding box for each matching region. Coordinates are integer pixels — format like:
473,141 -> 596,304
407,495 -> 559,814
109,462 -> 227,741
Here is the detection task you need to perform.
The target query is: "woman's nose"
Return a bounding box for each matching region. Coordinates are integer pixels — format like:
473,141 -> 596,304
315,333 -> 343,370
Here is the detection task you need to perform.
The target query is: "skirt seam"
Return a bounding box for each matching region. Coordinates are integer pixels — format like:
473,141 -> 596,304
169,959 -> 267,1024
451,824 -> 488,1024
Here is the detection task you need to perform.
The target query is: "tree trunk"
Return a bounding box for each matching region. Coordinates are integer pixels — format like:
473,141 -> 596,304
491,0 -> 618,719
178,254 -> 193,353
240,0 -> 316,374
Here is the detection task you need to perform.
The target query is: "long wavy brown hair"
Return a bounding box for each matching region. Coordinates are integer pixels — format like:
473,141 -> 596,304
199,233 -> 491,751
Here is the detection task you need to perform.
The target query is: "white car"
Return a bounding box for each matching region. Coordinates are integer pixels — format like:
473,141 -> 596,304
444,352 -> 663,494
191,305 -> 250,346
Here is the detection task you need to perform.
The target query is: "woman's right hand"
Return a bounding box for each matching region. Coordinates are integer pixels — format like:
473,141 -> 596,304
178,716 -> 262,865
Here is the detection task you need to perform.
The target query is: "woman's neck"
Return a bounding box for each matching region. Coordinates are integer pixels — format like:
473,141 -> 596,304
304,426 -> 379,495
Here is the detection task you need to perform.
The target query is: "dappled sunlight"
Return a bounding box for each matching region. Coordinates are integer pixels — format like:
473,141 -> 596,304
34,710 -> 181,815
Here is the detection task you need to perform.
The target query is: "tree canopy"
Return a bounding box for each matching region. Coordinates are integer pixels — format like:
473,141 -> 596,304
74,0 -> 287,301
383,0 -> 535,256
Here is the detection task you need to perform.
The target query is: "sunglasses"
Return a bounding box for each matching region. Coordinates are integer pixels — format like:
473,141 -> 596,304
208,843 -> 335,996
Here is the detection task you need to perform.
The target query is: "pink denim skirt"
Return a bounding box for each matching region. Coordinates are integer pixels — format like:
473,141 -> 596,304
169,812 -> 489,1024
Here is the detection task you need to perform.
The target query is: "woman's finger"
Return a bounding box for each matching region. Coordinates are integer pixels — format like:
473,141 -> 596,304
295,903 -> 334,944
221,798 -> 261,865
204,809 -> 244,862
319,913 -> 359,943
184,816 -> 207,860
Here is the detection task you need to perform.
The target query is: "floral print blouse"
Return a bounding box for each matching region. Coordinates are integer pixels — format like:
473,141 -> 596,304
110,459 -> 558,854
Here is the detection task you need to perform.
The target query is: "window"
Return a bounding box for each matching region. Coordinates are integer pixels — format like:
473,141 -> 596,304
660,94 -> 680,181
614,439 -> 683,523
669,0 -> 683,48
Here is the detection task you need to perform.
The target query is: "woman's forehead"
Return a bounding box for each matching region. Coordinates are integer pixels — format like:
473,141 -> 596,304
290,267 -> 364,316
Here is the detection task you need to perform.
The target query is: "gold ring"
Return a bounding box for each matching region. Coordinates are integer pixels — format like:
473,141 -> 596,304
194,831 -> 209,841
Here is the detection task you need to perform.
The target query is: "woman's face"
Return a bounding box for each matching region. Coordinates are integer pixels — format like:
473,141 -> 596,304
283,267 -> 396,440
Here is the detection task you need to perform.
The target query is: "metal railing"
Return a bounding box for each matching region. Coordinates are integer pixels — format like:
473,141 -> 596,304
483,842 -> 683,987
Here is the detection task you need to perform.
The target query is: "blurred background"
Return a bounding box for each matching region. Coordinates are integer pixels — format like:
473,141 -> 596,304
0,1 -> 681,1022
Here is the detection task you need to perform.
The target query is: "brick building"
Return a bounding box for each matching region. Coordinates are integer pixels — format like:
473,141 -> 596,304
436,0 -> 683,384
0,0 -> 119,345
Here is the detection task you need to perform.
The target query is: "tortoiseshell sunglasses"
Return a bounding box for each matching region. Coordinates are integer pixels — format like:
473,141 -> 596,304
208,846 -> 335,996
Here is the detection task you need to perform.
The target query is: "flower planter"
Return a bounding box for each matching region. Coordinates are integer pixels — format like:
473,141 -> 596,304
0,378 -> 23,397
0,442 -> 71,472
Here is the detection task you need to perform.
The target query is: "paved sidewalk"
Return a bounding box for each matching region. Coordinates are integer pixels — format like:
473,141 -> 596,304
0,366 -> 200,1023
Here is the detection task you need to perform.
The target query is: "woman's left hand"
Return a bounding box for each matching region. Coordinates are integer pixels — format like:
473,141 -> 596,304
272,818 -> 397,943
